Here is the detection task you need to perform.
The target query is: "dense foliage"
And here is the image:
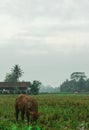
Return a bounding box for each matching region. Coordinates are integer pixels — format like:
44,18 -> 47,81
0,94 -> 89,130
30,80 -> 41,94
60,72 -> 89,93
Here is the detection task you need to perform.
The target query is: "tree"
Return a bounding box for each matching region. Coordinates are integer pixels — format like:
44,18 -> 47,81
11,65 -> 23,82
4,64 -> 23,82
85,78 -> 89,91
30,80 -> 41,95
77,77 -> 85,92
60,79 -> 77,93
4,73 -> 14,82
70,72 -> 87,81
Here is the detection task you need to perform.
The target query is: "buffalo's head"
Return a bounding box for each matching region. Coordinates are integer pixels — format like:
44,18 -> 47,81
30,111 -> 40,121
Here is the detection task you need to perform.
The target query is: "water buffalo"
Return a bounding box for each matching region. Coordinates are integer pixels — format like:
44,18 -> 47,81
15,94 -> 39,124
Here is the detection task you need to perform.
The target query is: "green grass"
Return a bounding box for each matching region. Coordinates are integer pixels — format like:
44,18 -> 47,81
0,94 -> 89,130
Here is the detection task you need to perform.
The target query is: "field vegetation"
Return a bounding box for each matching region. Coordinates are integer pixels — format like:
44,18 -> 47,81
0,94 -> 89,130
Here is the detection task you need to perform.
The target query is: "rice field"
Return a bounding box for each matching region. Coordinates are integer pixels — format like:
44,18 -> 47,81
0,94 -> 89,130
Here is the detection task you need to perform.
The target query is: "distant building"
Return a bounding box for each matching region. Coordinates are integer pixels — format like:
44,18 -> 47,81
0,82 -> 30,94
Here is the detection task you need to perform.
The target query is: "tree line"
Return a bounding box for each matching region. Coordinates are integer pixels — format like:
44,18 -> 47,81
4,65 -> 88,94
60,72 -> 89,93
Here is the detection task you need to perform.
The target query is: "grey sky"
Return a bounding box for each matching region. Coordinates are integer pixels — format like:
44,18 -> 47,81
0,0 -> 89,87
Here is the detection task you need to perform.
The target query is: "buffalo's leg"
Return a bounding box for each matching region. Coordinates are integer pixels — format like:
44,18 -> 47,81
26,112 -> 30,125
21,110 -> 25,121
15,107 -> 19,122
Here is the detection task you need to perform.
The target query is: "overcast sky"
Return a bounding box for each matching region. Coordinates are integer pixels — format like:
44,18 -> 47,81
0,0 -> 89,87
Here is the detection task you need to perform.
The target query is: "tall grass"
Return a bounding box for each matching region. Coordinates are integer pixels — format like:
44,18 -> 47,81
0,94 -> 89,130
